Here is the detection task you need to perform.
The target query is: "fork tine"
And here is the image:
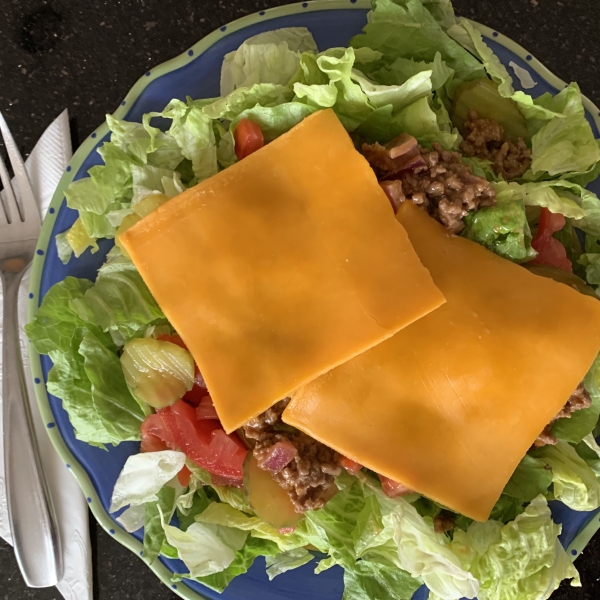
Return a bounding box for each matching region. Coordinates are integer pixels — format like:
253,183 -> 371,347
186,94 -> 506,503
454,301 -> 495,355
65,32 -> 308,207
0,111 -> 39,224
0,150 -> 17,224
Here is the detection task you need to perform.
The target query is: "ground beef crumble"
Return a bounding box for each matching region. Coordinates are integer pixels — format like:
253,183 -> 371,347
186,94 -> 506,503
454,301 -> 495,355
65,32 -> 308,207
243,399 -> 342,513
533,382 -> 591,448
363,136 -> 496,234
433,511 -> 456,534
460,110 -> 531,179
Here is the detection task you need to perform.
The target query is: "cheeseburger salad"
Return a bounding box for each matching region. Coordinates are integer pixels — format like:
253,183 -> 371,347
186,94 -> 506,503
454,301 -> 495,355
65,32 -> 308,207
27,1 -> 600,599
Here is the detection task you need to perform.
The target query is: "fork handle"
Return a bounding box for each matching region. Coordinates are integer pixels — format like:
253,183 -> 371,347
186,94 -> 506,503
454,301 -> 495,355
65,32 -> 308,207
2,269 -> 63,587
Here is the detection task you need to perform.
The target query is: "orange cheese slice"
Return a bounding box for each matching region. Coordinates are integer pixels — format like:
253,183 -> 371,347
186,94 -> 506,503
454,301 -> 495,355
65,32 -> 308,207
120,110 -> 445,433
284,202 -> 600,521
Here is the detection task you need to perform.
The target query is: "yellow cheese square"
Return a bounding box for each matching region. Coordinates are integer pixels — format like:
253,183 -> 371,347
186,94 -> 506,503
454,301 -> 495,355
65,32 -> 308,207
121,110 -> 445,433
284,202 -> 600,521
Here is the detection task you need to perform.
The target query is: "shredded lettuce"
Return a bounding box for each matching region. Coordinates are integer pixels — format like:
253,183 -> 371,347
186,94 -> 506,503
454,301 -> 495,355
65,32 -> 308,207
109,450 -> 186,512
502,455 -> 553,503
450,496 -> 580,600
462,184 -> 534,262
220,27 -> 318,95
533,441 -> 600,511
160,505 -> 248,579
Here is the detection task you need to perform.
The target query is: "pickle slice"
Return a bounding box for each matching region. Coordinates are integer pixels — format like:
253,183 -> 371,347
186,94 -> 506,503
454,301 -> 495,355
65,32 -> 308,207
120,337 -> 195,408
243,453 -> 302,530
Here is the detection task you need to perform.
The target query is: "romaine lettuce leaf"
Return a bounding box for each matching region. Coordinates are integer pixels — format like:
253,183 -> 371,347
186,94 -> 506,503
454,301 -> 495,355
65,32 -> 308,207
159,505 -> 248,579
115,504 -> 145,533
352,488 -> 478,600
342,560 -> 422,600
46,330 -> 145,446
388,96 -> 458,149
350,0 -> 486,88
551,362 -> 600,444
195,537 -> 281,592
106,113 -> 183,170
231,102 -> 316,142
203,83 -> 294,121
69,254 -> 164,343
109,450 -> 186,512
220,28 -> 318,96
446,18 -> 513,96
142,484 -> 178,564
25,277 -> 100,354
502,455 -> 553,503
533,440 -> 600,511
362,52 -> 454,92
265,548 -> 313,580
161,98 -> 218,182
462,192 -> 534,262
574,434 -> 600,479
450,496 -> 579,600
528,84 -> 600,178
195,502 -> 307,553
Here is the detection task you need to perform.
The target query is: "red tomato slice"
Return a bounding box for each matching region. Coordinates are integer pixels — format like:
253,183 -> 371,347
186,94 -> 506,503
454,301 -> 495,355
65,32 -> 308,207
184,373 -> 209,405
177,465 -> 192,487
160,400 -> 247,479
196,395 -> 219,420
140,413 -> 176,452
530,207 -> 572,272
234,118 -> 265,160
340,457 -> 363,475
378,474 -> 414,498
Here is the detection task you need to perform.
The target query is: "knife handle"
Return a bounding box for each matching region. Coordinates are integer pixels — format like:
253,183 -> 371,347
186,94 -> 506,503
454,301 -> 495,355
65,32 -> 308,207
2,270 -> 63,587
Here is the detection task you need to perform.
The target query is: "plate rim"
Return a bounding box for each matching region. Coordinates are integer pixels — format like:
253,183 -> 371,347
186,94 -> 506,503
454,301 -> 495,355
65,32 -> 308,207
25,1 -> 600,598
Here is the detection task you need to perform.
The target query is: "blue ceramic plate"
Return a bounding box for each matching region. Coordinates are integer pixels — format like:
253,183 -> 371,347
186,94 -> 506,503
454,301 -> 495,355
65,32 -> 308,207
26,2 -> 600,599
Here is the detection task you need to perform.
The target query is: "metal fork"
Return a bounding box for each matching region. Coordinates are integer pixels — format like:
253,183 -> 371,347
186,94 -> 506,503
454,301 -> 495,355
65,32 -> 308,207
0,112 -> 62,587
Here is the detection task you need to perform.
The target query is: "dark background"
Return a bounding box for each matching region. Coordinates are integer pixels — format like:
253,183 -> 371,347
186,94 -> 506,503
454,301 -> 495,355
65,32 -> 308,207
1,0 -> 599,598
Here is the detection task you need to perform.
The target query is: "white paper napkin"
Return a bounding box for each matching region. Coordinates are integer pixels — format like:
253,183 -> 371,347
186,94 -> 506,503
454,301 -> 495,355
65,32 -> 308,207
0,109 -> 93,600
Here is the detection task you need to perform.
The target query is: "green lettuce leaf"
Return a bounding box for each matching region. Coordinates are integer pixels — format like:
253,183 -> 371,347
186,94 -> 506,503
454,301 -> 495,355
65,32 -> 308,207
69,254 -> 164,343
352,490 -> 478,600
45,330 -> 145,446
553,354 -> 600,444
109,450 -> 186,512
446,18 -> 513,96
342,560 -> 422,600
382,95 -> 458,149
106,113 -> 183,170
450,496 -> 580,600
203,83 -> 294,121
462,196 -> 534,262
195,502 -> 307,553
161,98 -> 218,182
159,505 -> 248,579
528,84 -> 600,178
363,52 -> 454,92
574,434 -> 600,480
143,484 -> 178,564
195,537 -> 281,592
487,495 -> 525,525
231,102 -> 316,142
533,440 -> 600,511
25,277 -> 100,354
265,548 -> 313,580
579,252 -> 600,289
502,455 -> 553,503
350,0 -> 486,88
220,28 -> 318,95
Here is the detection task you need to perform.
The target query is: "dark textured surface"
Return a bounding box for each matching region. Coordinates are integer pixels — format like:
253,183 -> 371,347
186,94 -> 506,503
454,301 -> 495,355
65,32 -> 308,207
0,0 -> 599,598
